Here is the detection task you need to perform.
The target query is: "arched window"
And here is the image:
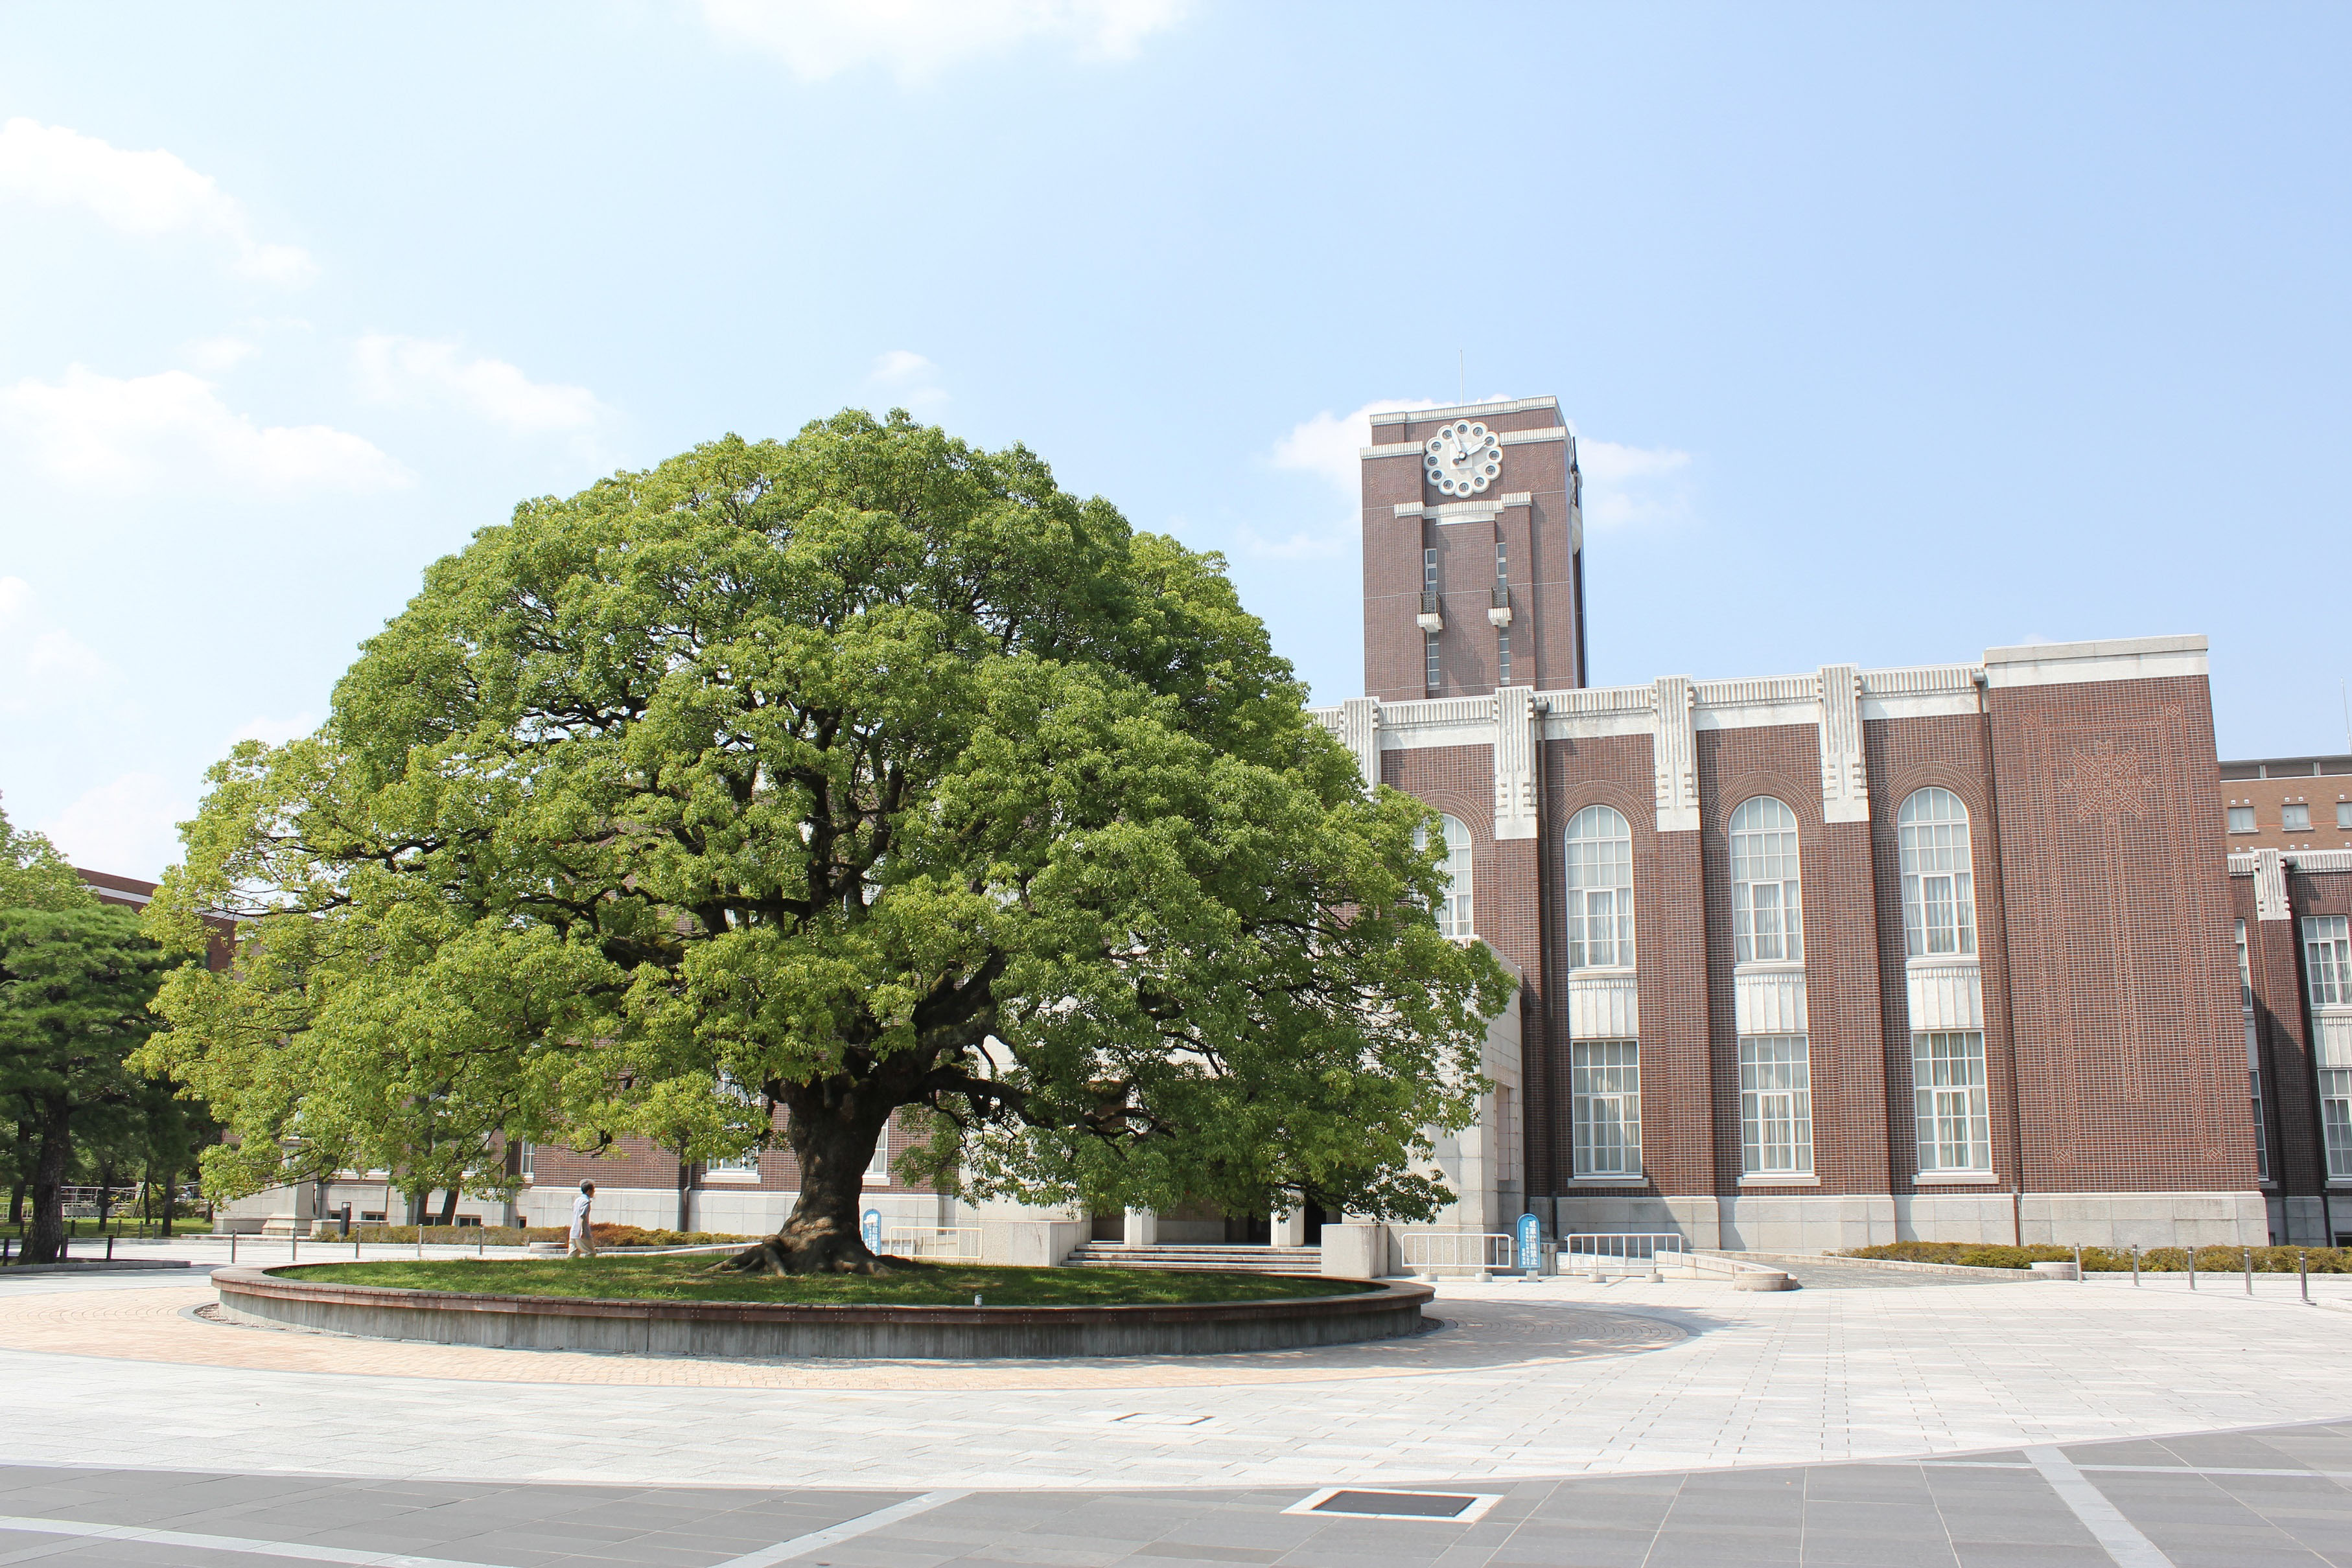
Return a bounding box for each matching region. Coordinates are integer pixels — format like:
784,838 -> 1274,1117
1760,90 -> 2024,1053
1415,813 -> 1474,940
1565,805 -> 1635,969
1898,788 -> 1976,957
1729,796 -> 1803,964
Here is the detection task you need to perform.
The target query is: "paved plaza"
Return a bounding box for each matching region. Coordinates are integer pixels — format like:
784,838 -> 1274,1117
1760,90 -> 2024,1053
4,1255 -> 2352,1565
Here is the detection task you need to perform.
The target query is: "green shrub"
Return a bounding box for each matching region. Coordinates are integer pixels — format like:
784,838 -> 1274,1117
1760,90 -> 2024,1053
1840,1241 -> 2352,1273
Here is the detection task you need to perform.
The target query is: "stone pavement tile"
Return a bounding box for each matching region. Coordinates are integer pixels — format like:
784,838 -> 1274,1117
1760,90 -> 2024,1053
1947,1545 -> 2113,1568
1800,1464 -> 1937,1502
1128,1543 -> 1281,1563
1927,1505 -> 2095,1548
1633,1537 -> 1799,1568
1798,1530 -> 1961,1568
2159,1551 -> 2329,1568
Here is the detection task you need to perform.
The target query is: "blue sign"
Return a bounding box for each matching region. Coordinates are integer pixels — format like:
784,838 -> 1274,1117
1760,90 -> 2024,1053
1517,1212 -> 1542,1270
861,1208 -> 882,1252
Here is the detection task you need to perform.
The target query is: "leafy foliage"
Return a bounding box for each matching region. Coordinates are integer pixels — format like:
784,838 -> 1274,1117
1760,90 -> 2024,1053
1841,1241 -> 2352,1272
144,411 -> 1513,1261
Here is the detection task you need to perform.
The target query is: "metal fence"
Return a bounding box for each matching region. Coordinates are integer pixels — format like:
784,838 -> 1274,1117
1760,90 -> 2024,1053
1562,1232 -> 1686,1276
881,1225 -> 984,1261
1395,1228 -> 1517,1278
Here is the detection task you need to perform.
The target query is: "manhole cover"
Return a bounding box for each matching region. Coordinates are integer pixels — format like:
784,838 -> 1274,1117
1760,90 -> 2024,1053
1285,1488 -> 1500,1521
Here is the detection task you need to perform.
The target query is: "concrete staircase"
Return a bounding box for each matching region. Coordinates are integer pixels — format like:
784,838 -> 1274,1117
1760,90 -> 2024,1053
1062,1241 -> 1324,1275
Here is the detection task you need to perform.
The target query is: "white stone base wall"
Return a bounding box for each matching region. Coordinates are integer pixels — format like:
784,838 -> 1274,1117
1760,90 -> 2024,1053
1552,1189 -> 2271,1252
2018,1191 -> 2268,1249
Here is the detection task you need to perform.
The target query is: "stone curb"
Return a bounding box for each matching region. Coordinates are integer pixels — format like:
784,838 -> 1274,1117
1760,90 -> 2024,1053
0,1259 -> 196,1276
1701,1249 -> 2045,1282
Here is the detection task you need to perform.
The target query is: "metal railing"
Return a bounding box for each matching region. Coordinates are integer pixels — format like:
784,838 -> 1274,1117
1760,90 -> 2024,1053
1563,1232 -> 1686,1277
882,1225 -> 984,1261
1395,1229 -> 1516,1279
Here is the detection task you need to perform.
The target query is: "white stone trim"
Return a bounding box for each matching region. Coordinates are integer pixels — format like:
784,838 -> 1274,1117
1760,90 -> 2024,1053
1493,684 -> 1539,841
2313,1012 -> 2352,1070
1694,672 -> 1821,732
1540,684 -> 1655,741
2255,848 -> 2290,922
1565,971 -> 1640,1038
1906,960 -> 1985,1031
1914,1171 -> 2000,1185
1498,491 -> 1532,507
1980,634 -> 2208,689
1737,1173 -> 1821,1186
1653,675 -> 1699,831
1817,663 -> 1869,824
1369,395 -> 1561,426
1338,697 -> 1380,791
1859,663 -> 1983,720
1496,426 -> 1568,446
1361,441 -> 1425,459
1734,967 -> 1810,1033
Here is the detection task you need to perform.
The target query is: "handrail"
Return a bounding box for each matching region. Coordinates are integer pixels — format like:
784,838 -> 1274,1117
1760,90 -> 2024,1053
882,1225 -> 984,1260
1394,1228 -> 1516,1280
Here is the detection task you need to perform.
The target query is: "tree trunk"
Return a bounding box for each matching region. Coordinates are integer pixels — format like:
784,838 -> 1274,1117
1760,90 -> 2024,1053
715,1091 -> 887,1276
26,1096 -> 73,1265
95,1159 -> 115,1230
157,1164 -> 174,1238
437,1186 -> 460,1226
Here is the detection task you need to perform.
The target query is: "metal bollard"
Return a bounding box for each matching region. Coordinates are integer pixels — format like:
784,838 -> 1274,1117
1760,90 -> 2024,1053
2074,1243 -> 2083,1280
354,1236 -> 362,1260
106,1236 -> 114,1260
229,1233 -> 237,1264
2244,1247 -> 2254,1296
2131,1243 -> 2141,1286
2301,1249 -> 2311,1304
291,1236 -> 298,1263
2188,1245 -> 2196,1290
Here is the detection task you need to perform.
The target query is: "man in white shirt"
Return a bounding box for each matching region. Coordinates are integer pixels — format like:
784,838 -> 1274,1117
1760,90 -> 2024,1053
568,1181 -> 597,1258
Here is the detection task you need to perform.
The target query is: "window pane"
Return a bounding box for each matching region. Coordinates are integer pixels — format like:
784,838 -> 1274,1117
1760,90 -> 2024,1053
1912,1032 -> 1989,1171
1565,805 -> 1635,969
1571,1040 -> 1641,1177
2307,916 -> 2352,1008
2338,801 -> 2352,829
1738,1035 -> 1813,1175
1898,789 -> 1975,958
2228,806 -> 2256,833
2322,1069 -> 2352,1181
2283,804 -> 2312,833
1731,798 -> 1802,966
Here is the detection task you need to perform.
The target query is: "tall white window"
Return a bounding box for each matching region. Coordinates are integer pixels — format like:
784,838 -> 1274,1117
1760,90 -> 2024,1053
1911,1032 -> 1990,1171
1416,813 -> 1474,940
2338,801 -> 2352,829
517,1142 -> 534,1178
1497,630 -> 1511,687
1730,796 -> 1804,963
1565,805 -> 1635,968
1739,1036 -> 1813,1175
1424,546 -> 1438,594
2307,916 -> 2351,1007
1898,789 -> 1977,957
2323,1068 -> 2352,1182
1425,631 -> 1440,691
2239,919 -> 2268,1182
865,1126 -> 892,1184
1571,1041 -> 1642,1176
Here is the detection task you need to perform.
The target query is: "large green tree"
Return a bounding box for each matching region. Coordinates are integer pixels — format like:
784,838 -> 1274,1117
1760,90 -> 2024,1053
0,904 -> 171,1261
143,411 -> 1511,1273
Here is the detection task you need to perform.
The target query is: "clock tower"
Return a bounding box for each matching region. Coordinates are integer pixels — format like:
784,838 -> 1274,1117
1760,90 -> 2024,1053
1359,395 -> 1585,702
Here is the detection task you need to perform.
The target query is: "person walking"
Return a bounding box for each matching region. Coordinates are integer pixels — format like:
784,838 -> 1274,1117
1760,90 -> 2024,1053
568,1181 -> 597,1258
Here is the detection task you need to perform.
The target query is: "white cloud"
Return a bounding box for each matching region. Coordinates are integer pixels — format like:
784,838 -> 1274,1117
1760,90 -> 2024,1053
1270,398 -> 1445,495
183,334 -> 259,371
0,575 -> 117,718
0,117 -> 314,284
1576,435 -> 1696,531
0,366 -> 408,496
39,772 -> 190,881
228,711 -> 319,746
355,335 -> 609,435
867,349 -> 949,409
701,0 -> 1187,83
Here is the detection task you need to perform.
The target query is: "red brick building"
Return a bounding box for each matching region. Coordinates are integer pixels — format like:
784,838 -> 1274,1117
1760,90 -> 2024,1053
228,393 -> 2316,1254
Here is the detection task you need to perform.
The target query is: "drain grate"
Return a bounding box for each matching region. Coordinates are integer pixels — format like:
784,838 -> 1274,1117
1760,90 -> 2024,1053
1283,1487 -> 1500,1522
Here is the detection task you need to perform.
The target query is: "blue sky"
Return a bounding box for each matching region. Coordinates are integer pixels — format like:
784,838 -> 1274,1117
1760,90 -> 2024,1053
3,2 -> 2347,878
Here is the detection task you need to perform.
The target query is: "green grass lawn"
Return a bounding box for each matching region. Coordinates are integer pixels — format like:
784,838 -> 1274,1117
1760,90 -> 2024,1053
271,1255 -> 1366,1306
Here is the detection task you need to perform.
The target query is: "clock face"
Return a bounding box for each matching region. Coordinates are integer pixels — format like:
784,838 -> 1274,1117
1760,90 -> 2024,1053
1425,420 -> 1502,496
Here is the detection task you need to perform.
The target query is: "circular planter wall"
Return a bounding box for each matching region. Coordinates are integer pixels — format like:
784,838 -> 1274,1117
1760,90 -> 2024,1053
209,1266 -> 1432,1359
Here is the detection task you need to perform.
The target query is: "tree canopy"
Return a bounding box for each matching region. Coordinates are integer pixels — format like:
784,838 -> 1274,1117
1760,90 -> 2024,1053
143,411 -> 1513,1271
